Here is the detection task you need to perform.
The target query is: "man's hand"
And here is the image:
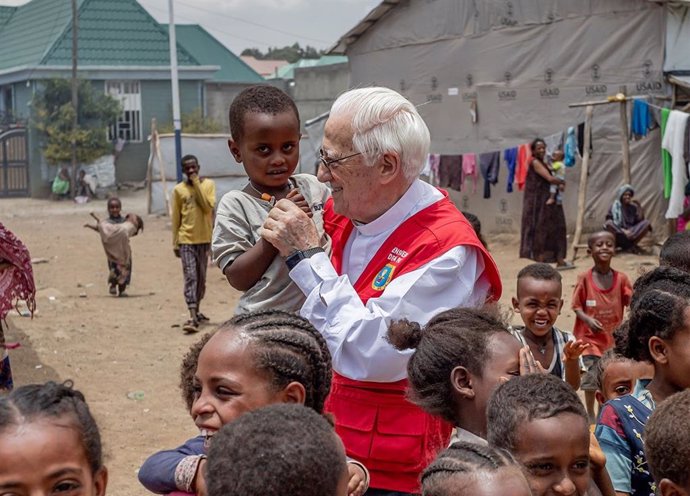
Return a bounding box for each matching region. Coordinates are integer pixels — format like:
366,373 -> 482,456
193,458 -> 207,496
286,188 -> 313,218
347,463 -> 367,496
174,247 -> 180,258
262,199 -> 320,257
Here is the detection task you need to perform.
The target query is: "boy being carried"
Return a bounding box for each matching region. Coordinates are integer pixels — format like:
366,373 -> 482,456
572,230 -> 632,423
546,149 -> 566,205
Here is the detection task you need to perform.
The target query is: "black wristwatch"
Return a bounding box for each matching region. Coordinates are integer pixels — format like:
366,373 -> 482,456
285,247 -> 325,270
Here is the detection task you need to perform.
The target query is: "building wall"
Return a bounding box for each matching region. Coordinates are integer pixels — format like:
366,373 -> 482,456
292,63 -> 350,127
205,82 -> 257,133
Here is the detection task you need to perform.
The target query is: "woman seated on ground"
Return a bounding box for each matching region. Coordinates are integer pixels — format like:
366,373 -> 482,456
604,184 -> 651,253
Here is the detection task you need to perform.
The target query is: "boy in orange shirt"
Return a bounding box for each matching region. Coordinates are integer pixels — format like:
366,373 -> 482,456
572,230 -> 632,423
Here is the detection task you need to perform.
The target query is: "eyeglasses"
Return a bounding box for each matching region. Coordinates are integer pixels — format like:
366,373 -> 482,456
318,149 -> 363,174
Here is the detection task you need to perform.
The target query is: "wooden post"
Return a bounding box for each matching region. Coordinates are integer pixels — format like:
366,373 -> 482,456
146,119 -> 156,214
619,85 -> 631,185
155,124 -> 171,217
571,105 -> 594,262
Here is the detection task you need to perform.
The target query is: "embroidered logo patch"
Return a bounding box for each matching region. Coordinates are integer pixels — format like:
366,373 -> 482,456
372,264 -> 396,291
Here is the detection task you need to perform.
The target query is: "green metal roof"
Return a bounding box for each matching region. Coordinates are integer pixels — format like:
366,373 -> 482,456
0,6 -> 16,29
0,0 -> 200,72
161,24 -> 263,83
270,55 -> 348,80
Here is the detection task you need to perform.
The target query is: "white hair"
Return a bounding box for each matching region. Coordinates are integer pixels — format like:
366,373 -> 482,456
329,86 -> 430,181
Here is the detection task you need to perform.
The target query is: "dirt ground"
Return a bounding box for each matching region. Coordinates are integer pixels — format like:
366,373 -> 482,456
0,190 -> 658,496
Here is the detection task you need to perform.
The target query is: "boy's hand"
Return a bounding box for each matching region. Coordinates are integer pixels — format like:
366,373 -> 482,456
174,247 -> 180,258
586,316 -> 604,333
563,340 -> 589,362
347,463 -> 367,496
519,346 -> 547,375
589,432 -> 606,471
286,188 -> 313,218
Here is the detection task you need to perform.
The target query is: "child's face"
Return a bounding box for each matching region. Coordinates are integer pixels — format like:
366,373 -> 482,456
465,333 -> 522,430
107,200 -> 121,218
441,468 -> 532,496
0,419 -> 107,496
182,159 -> 200,180
552,151 -> 564,161
513,413 -> 590,496
512,278 -> 563,337
587,232 -> 615,264
595,361 -> 636,405
228,111 -> 300,189
190,331 -> 286,444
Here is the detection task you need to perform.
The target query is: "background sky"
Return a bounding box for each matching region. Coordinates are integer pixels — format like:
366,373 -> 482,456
0,0 -> 380,54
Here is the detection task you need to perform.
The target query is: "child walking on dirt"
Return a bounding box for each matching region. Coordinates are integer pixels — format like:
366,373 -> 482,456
85,210 -> 143,297
212,85 -> 330,314
572,230 -> 632,423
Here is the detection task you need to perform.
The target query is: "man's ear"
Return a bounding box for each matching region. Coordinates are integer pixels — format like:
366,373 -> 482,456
228,139 -> 242,163
451,366 -> 475,400
378,152 -> 402,185
649,336 -> 669,366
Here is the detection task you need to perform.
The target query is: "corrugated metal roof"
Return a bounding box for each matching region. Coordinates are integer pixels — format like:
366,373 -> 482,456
329,0 -> 401,54
43,0 -> 198,67
0,6 -> 16,28
0,0 -> 200,72
162,24 -> 263,83
269,55 -> 348,80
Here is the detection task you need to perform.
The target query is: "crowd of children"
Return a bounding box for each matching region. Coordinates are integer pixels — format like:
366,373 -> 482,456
5,84 -> 690,496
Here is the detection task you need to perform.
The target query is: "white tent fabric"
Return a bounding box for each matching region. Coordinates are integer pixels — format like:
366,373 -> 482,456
341,0 -> 674,236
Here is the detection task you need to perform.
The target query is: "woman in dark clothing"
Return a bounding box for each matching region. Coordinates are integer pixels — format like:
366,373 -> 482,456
604,184 -> 651,252
519,138 -> 572,268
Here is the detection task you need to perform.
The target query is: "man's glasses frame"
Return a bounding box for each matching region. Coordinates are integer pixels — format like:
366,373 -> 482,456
318,150 -> 363,173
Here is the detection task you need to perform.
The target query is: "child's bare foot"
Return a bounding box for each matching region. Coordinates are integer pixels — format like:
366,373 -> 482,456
546,198 -> 556,205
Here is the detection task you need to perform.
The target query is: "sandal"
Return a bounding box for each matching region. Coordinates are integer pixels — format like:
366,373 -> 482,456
556,261 -> 576,271
109,285 -> 117,296
183,319 -> 200,333
197,312 -> 210,322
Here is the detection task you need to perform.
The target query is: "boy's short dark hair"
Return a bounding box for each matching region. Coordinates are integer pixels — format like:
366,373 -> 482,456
206,404 -> 346,496
181,154 -> 198,165
645,389 -> 690,488
228,85 -> 300,142
660,231 -> 690,274
487,374 -> 587,453
516,263 -> 562,297
587,230 -> 615,248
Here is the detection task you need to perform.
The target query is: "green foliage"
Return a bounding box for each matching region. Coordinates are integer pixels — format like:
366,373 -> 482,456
31,78 -> 121,164
240,43 -> 324,64
159,108 -> 222,134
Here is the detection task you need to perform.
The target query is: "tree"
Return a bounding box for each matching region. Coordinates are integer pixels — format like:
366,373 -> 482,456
158,108 -> 222,134
240,43 -> 325,63
32,78 -> 121,165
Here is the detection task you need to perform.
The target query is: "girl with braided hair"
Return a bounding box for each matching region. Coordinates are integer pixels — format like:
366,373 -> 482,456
138,310 -> 369,496
0,380 -> 108,496
595,265 -> 690,496
421,442 -> 531,496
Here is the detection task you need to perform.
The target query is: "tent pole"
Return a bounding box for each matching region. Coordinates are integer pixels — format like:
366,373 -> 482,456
619,86 -> 631,185
571,104 -> 594,262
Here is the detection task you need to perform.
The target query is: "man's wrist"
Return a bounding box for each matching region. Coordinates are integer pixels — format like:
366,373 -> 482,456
285,247 -> 324,270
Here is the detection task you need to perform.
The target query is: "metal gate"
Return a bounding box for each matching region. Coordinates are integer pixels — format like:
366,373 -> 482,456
0,128 -> 29,197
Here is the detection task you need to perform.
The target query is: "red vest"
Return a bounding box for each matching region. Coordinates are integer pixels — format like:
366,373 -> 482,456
322,192 -> 502,493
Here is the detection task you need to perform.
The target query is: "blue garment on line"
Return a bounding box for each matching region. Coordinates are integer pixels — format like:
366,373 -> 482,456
631,99 -> 651,138
504,147 -> 518,192
480,151 -> 501,199
564,126 -> 577,167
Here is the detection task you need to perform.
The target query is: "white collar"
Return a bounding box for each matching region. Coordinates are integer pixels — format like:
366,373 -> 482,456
354,180 -> 430,237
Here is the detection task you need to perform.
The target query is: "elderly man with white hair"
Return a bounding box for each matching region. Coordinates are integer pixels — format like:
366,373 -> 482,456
262,87 -> 502,495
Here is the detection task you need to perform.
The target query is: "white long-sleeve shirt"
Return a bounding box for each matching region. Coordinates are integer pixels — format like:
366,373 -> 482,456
290,180 -> 490,382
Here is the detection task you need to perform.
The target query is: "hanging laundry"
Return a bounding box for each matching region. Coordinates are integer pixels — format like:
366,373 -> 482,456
661,108 -> 673,199
479,151 -> 501,199
424,153 -> 441,185
438,155 -> 462,191
662,109 -> 690,219
543,131 -> 565,161
684,116 -> 690,166
564,126 -> 577,167
504,147 -> 518,193
631,99 -> 651,139
461,153 -> 478,193
577,122 -> 593,158
516,143 -> 531,191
